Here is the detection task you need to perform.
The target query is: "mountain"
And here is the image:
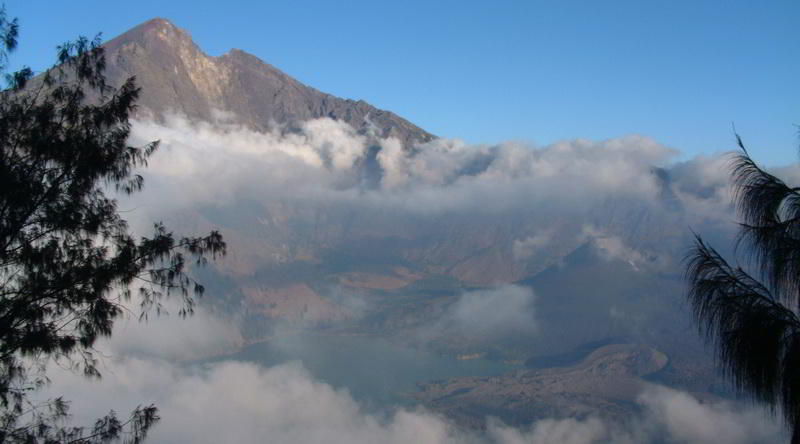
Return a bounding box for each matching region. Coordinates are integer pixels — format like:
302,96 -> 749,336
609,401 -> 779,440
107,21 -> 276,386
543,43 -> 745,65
90,18 -> 744,431
102,18 -> 434,147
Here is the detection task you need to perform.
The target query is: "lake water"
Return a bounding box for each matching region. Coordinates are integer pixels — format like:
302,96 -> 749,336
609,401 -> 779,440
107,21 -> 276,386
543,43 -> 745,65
210,333 -> 514,408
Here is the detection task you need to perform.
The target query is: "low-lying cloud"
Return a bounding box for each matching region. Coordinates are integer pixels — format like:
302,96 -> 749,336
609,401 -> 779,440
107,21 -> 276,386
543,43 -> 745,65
98,295 -> 243,361
638,385 -> 784,444
421,285 -> 538,342
120,113 -> 787,283
126,114 -> 715,220
89,114 -> 800,443
42,354 -> 785,444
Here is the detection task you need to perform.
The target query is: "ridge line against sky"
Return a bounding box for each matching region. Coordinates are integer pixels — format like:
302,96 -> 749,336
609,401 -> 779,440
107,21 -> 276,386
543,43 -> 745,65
6,0 -> 799,167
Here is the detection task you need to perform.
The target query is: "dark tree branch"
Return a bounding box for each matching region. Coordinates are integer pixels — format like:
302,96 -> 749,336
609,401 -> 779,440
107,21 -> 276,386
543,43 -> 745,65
688,136 -> 800,441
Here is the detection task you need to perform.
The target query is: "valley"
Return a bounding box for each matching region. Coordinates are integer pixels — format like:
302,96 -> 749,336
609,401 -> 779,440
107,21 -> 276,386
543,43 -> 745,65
90,16 -> 766,438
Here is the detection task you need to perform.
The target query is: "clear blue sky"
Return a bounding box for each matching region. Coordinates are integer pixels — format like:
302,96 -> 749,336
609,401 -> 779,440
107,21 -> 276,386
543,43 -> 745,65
5,0 -> 799,166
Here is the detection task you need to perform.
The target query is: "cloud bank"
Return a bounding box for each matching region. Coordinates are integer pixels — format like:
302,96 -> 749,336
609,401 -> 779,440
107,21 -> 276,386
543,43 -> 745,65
120,113 -> 789,282
43,354 -> 785,444
418,285 -> 538,344
86,114 -> 800,443
128,115 -> 681,215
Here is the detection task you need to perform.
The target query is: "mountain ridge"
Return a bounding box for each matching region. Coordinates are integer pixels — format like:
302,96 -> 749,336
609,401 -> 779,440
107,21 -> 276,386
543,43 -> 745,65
102,18 -> 434,146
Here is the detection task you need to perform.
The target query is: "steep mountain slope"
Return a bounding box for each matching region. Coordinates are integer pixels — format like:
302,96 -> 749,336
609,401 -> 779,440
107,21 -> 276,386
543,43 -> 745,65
102,18 -> 434,147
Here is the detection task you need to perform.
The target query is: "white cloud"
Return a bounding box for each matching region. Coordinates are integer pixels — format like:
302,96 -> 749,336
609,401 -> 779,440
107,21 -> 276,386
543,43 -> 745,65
45,359 -> 468,444
117,114 -> 766,281
581,225 -> 647,269
638,385 -> 785,444
119,115 -> 762,280
35,297 -> 787,444
488,417 -> 612,444
85,114 -> 800,443
512,231 -> 553,260
99,299 -> 243,361
125,116 -> 684,217
41,354 -> 786,444
450,285 -> 538,337
419,285 -> 538,343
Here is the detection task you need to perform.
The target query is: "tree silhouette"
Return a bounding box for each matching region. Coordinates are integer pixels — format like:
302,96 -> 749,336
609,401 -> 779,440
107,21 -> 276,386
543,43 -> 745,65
0,10 -> 225,443
687,135 -> 800,443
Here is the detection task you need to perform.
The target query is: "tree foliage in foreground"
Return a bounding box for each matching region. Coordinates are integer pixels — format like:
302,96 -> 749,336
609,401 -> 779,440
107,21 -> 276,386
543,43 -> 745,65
687,136 -> 800,443
0,11 -> 225,443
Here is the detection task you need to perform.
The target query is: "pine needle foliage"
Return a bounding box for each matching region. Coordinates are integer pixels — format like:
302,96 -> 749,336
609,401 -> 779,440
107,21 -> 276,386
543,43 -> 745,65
0,9 -> 226,443
687,135 -> 800,443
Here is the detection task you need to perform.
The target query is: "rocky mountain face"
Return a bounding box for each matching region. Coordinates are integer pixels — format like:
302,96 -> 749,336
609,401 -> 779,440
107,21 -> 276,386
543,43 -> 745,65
102,18 -> 434,147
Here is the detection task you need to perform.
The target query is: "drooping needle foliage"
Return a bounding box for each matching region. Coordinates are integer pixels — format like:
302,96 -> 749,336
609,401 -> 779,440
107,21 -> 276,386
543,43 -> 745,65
687,135 -> 800,443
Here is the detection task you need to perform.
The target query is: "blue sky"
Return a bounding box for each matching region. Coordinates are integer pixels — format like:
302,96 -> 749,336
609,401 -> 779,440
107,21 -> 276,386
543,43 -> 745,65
6,0 -> 799,166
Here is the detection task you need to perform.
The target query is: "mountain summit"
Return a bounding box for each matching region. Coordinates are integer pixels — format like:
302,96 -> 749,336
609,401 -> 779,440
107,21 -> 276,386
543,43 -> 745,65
102,18 -> 433,146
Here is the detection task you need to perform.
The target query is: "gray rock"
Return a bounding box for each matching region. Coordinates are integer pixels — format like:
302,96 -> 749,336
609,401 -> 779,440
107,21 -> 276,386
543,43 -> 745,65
102,18 -> 434,147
